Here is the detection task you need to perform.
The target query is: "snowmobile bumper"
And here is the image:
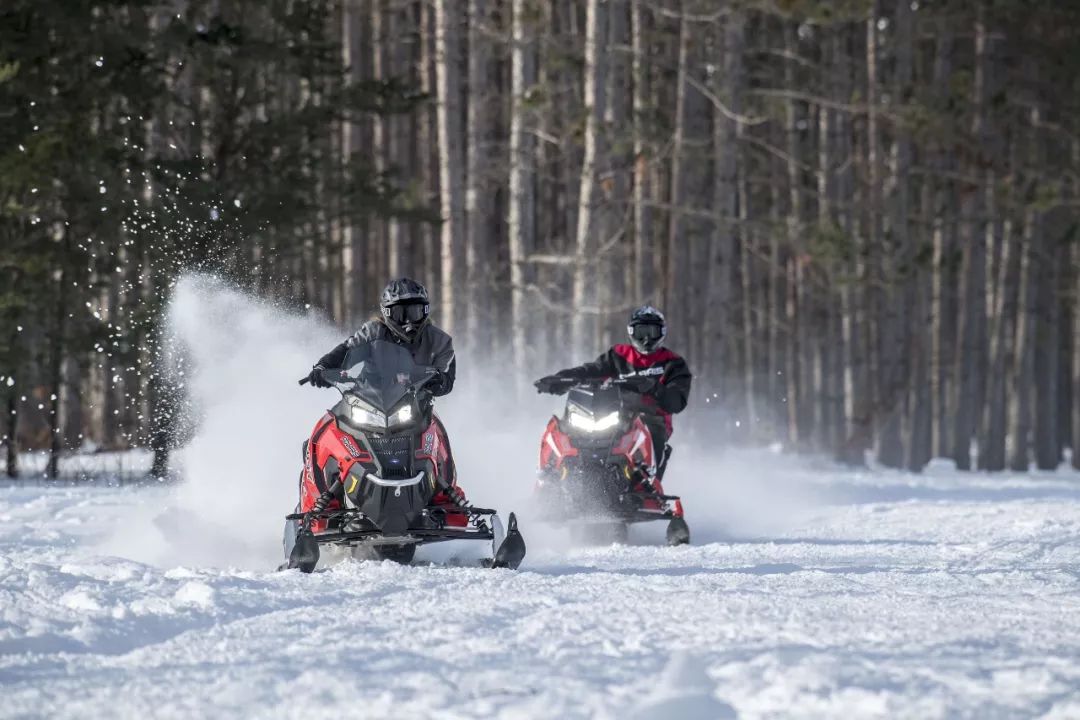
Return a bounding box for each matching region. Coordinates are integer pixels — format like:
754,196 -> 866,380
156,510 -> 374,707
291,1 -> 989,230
284,507 -> 526,571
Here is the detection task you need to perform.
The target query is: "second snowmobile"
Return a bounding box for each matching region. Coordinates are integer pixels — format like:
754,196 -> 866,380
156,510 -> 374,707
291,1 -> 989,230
284,341 -> 526,572
533,376 -> 689,545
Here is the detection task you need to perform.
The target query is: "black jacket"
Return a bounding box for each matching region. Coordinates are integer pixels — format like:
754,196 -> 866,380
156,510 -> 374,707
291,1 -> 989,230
316,320 -> 456,397
556,343 -> 691,433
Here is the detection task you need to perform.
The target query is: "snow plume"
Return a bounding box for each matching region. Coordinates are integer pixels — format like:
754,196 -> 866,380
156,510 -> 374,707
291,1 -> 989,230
102,274 -> 338,569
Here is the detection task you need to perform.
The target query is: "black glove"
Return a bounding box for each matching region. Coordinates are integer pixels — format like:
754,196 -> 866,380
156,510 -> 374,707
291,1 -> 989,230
534,375 -> 566,394
423,371 -> 447,395
307,365 -> 332,388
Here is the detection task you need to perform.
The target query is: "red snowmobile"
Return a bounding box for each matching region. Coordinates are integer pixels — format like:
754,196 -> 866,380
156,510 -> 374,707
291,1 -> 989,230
284,341 -> 526,572
534,377 -> 690,545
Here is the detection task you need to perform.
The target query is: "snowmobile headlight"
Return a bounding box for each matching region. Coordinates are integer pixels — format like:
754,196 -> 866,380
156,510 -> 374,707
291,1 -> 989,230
568,410 -> 620,433
593,411 -> 620,431
346,397 -> 385,428
389,403 -> 414,427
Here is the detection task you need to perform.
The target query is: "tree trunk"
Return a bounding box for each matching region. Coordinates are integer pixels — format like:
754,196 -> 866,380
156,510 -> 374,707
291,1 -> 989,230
1034,215 -> 1062,470
4,385 -> 16,478
47,231 -> 71,480
1074,234 -> 1080,470
706,9 -> 744,394
630,0 -> 653,301
983,216 -> 1019,471
435,0 -> 467,334
783,22 -> 803,448
952,5 -> 989,470
1008,209 -> 1038,471
572,0 -> 608,350
878,0 -> 913,469
4,317 -> 19,478
665,2 -> 691,323
508,0 -> 537,382
466,0 -> 496,356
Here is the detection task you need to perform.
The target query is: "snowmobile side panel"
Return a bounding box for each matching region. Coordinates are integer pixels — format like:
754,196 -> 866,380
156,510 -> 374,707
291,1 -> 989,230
539,416 -> 578,472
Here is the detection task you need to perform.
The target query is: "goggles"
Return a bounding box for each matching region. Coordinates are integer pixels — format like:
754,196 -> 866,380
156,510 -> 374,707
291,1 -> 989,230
386,303 -> 428,325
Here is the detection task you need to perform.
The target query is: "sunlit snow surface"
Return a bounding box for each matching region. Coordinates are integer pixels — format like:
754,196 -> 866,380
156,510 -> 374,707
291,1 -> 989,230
2,456 -> 1080,719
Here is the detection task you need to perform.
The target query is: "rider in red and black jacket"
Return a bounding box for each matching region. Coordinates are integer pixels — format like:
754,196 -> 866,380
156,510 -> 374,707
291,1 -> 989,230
535,306 -> 692,478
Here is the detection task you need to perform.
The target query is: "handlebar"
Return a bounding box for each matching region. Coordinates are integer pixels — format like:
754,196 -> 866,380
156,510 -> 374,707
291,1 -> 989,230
535,375 -> 647,396
540,376 -> 637,388
299,367 -> 439,391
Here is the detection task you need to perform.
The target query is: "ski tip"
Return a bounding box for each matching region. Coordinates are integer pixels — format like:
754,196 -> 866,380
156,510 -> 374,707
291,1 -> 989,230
666,516 -> 690,546
491,512 -> 526,570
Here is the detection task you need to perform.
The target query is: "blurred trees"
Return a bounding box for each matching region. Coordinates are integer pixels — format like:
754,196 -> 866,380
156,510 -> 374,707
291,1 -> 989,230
2,0 -> 1080,476
0,0 -> 426,477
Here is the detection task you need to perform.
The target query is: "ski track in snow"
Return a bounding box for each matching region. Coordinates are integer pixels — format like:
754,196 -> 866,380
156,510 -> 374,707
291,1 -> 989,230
3,458 -> 1080,719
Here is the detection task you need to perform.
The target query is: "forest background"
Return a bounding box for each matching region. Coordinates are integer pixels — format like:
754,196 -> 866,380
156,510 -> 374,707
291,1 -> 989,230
2,0 -> 1079,478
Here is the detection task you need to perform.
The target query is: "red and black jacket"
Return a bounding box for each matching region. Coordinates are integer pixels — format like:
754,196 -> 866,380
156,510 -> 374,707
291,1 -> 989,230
555,344 -> 692,435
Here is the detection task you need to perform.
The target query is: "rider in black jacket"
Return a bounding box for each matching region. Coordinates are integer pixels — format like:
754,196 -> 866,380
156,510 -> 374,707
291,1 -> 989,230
536,305 -> 691,478
306,278 -> 455,396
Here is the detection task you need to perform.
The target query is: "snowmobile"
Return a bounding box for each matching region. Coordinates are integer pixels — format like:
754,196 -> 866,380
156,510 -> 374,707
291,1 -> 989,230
534,377 -> 690,545
284,341 -> 526,572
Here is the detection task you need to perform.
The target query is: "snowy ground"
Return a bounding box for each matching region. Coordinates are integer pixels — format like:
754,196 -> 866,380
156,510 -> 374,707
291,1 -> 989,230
4,280 -> 1078,718
2,453 -> 1080,719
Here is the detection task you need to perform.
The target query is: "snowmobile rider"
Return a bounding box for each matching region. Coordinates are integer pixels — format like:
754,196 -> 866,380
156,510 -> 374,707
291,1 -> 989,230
534,305 -> 691,479
305,277 -> 455,395
304,277 -> 465,502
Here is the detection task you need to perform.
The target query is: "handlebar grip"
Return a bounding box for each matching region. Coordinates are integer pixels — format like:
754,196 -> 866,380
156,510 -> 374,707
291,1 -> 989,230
298,377 -> 310,386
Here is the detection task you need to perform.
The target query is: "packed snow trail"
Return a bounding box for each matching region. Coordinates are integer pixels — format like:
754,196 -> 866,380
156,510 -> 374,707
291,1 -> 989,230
4,277 -> 1079,718
3,462 -> 1080,719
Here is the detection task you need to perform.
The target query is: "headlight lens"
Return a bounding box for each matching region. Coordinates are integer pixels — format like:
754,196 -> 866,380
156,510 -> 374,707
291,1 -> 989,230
389,403 -> 414,426
347,397 -> 385,428
568,410 -> 620,433
593,411 -> 620,431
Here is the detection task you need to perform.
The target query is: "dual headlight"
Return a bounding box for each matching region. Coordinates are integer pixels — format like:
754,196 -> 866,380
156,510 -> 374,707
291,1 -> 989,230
567,410 -> 620,433
346,397 -> 414,430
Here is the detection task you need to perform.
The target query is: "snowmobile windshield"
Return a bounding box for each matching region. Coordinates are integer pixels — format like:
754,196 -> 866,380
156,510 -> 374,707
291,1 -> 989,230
332,340 -> 435,411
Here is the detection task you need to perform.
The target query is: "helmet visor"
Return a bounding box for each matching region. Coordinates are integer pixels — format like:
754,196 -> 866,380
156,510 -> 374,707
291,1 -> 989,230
630,323 -> 663,344
387,302 -> 428,325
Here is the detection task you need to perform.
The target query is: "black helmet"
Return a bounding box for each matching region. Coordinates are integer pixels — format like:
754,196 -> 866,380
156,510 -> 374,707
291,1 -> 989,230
380,277 -> 430,341
627,305 -> 666,354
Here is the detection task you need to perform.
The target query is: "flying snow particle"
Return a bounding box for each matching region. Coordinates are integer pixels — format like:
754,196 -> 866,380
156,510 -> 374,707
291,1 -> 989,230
5,377 -> 12,387
99,186 -> 107,194
233,198 -> 241,208
94,57 -> 104,67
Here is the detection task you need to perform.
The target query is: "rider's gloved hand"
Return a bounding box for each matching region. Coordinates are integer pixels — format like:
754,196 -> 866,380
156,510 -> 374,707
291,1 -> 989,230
425,371 -> 448,395
307,365 -> 332,388
534,375 -> 565,394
